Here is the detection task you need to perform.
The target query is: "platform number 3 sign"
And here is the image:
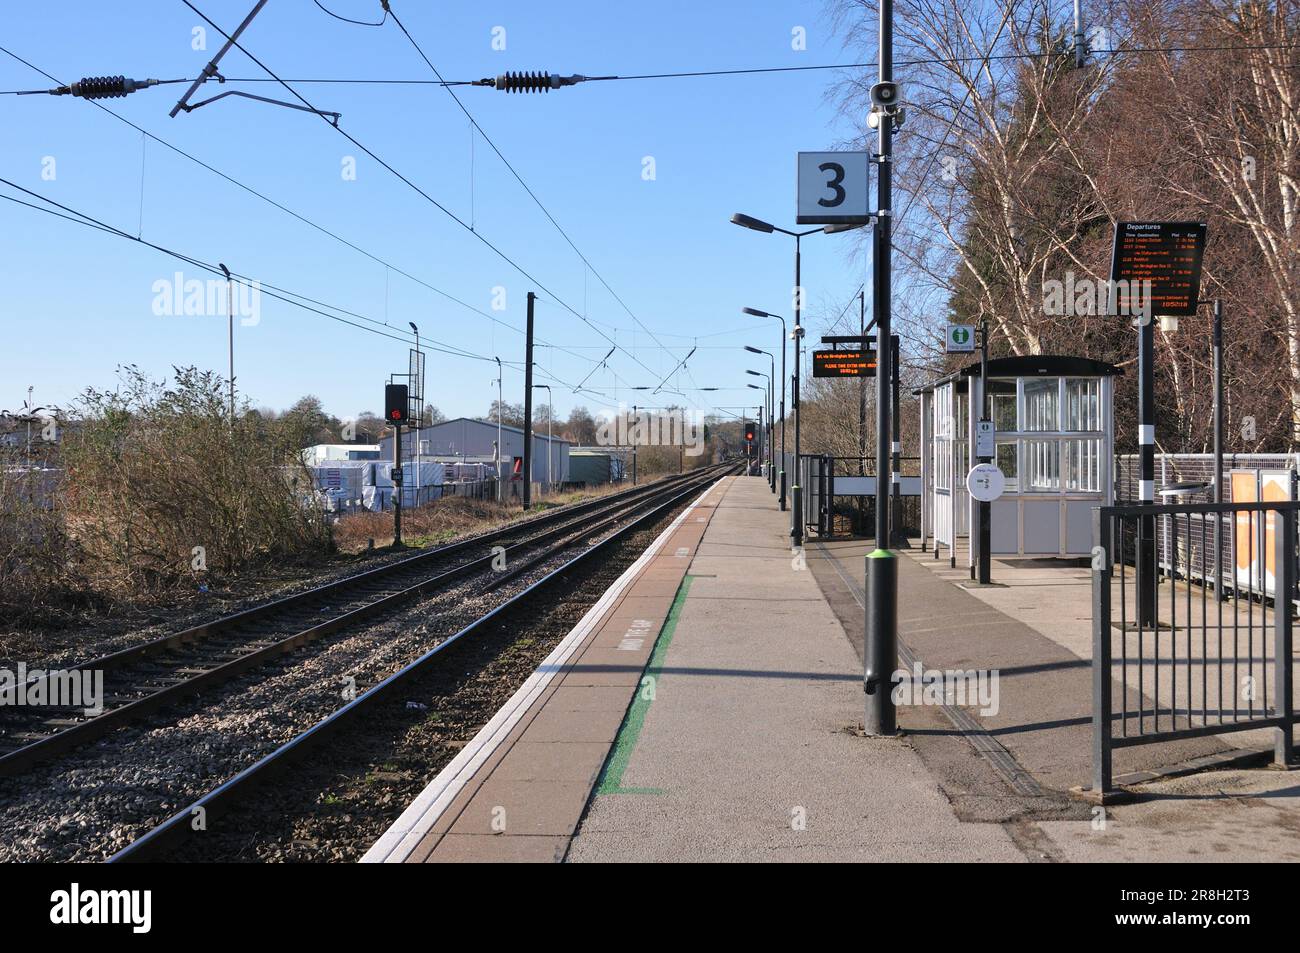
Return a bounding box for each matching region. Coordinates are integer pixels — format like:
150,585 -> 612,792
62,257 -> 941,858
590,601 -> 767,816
797,151 -> 870,225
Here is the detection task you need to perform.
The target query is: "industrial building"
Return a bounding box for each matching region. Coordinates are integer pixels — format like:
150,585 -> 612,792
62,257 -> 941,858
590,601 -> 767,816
300,444 -> 382,467
569,447 -> 627,486
377,417 -> 571,486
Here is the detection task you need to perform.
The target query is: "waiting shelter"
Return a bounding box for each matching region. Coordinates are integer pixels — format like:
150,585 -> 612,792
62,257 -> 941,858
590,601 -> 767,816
916,355 -> 1122,564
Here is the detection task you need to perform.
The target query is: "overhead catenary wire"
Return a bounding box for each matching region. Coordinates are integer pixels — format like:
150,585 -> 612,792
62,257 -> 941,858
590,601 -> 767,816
384,4 -> 690,396
312,0 -> 387,27
5,40 -> 1296,96
0,177 -> 618,399
180,0 -> 701,415
0,180 -> 678,406
0,44 -> 625,385
5,38 -> 1294,96
825,0 -> 1018,342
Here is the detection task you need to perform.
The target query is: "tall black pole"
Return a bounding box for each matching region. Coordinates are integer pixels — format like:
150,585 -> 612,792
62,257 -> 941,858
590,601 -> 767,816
792,236 -> 804,548
522,291 -> 536,511
778,315 -> 788,510
392,423 -> 403,545
859,291 -> 867,476
865,0 -> 897,736
859,292 -> 868,535
891,332 -> 903,545
976,320 -> 991,583
759,369 -> 769,491
1213,299 -> 1224,594
1138,313 -> 1156,625
1213,300 -> 1223,502
632,403 -> 638,485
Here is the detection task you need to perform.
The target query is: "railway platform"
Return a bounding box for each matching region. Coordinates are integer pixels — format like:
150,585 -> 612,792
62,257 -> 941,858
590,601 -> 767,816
364,473 -> 1018,863
364,473 -> 1300,864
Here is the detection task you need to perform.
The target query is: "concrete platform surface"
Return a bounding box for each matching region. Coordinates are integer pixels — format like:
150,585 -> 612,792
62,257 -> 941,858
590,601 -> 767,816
567,476 -> 1023,862
361,477 -> 729,863
365,474 -> 1300,864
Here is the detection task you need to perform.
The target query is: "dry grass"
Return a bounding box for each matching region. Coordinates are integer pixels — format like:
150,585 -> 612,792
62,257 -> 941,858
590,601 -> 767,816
332,480 -> 639,552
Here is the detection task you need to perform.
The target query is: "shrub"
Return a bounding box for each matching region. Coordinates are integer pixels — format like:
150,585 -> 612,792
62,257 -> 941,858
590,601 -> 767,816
57,365 -> 331,596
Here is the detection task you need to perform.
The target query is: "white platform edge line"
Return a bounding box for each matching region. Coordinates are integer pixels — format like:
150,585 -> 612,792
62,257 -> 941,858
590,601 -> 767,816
359,479 -> 725,863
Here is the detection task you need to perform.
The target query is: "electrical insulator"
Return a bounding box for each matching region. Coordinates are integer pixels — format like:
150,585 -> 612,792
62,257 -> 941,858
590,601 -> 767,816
57,76 -> 161,99
494,71 -> 555,93
477,72 -> 608,93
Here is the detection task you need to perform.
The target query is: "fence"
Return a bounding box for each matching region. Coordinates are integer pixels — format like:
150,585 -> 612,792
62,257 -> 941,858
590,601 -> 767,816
321,479 -> 499,520
783,453 -> 922,539
1090,500 -> 1297,797
1114,452 -> 1300,504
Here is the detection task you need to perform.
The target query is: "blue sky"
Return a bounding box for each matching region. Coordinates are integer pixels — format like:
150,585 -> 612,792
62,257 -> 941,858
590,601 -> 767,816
1,1 -> 871,425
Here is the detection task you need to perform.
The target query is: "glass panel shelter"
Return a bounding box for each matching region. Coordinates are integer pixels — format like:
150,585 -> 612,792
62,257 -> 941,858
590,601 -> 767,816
917,356 -> 1121,564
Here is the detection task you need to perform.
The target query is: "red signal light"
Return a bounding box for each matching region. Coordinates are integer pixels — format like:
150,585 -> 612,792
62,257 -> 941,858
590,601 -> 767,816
385,384 -> 409,424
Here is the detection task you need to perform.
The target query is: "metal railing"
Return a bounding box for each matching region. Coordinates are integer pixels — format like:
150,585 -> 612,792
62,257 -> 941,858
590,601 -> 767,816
792,453 -> 922,539
1090,501 -> 1298,797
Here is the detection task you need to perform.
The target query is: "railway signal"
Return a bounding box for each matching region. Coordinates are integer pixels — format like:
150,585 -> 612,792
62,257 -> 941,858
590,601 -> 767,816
384,383 -> 410,546
385,384 -> 410,423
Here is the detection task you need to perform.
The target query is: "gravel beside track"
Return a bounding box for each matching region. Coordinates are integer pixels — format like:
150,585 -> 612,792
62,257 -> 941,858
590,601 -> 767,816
0,477 -> 709,861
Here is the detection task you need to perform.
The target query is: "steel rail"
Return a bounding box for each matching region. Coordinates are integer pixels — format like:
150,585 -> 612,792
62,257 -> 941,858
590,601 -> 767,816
0,467 -> 728,776
108,464 -> 736,861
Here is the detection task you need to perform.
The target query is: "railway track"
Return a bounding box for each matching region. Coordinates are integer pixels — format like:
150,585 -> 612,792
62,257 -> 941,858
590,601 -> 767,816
105,462 -> 735,861
0,466 -> 732,779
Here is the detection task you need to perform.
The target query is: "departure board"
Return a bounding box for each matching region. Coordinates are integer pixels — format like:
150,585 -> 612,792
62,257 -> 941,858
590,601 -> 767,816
1109,221 -> 1207,318
812,349 -> 876,378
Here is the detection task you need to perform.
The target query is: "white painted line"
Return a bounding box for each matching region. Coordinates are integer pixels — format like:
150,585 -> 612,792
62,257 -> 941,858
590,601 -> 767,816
360,482 -> 719,863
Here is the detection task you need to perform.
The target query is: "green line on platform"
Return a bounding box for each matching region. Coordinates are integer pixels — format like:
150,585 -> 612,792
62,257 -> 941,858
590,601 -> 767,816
594,574 -> 695,796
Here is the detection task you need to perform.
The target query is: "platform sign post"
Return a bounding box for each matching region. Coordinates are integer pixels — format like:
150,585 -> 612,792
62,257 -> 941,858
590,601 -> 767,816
974,319 -> 993,584
945,324 -> 975,354
864,0 -> 898,738
1111,222 -> 1207,625
796,152 -> 871,226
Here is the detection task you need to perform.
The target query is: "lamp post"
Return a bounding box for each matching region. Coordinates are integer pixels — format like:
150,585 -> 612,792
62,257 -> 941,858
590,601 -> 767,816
493,356 -> 504,503
747,382 -> 770,477
743,308 -> 787,509
410,321 -> 422,507
219,262 -> 234,425
745,346 -> 776,492
533,384 -> 553,493
746,371 -> 772,485
733,215 -> 865,548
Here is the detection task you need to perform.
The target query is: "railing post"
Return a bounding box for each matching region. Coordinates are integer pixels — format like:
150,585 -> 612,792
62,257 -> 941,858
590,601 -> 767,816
1092,507 -> 1114,797
1274,506 -> 1295,768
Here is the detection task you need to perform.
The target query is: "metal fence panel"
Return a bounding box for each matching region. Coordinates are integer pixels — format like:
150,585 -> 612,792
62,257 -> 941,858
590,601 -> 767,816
1091,499 -> 1298,796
